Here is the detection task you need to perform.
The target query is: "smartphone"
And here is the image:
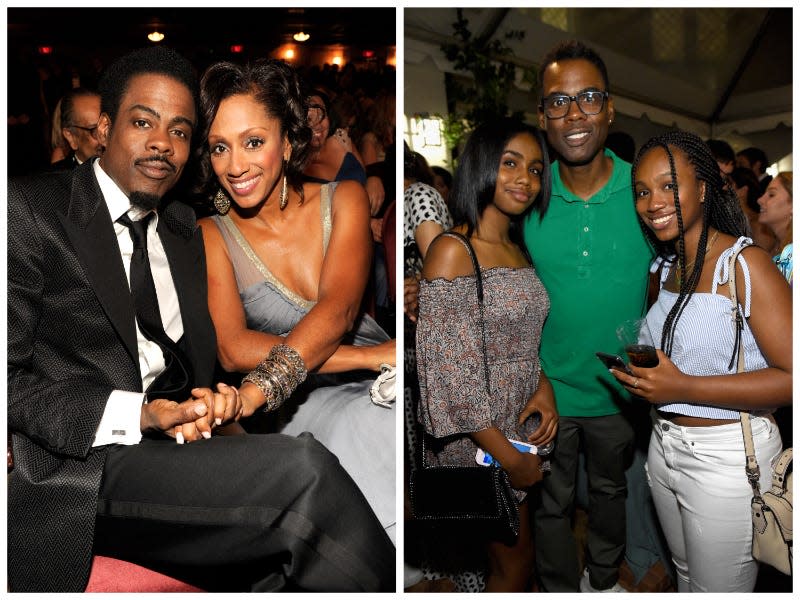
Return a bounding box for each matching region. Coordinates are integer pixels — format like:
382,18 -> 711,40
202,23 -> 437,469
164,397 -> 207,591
595,351 -> 634,376
475,439 -> 537,466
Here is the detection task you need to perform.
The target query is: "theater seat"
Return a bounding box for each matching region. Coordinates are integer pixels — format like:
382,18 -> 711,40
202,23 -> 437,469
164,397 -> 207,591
85,556 -> 204,592
8,435 -> 204,593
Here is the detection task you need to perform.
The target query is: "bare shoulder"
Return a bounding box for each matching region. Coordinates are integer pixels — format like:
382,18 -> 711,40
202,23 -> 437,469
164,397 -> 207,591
739,243 -> 779,276
198,216 -> 221,241
738,243 -> 786,284
329,180 -> 369,213
422,233 -> 475,281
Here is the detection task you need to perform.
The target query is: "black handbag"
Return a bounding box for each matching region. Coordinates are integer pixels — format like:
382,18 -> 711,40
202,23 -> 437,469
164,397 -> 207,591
409,231 -> 520,544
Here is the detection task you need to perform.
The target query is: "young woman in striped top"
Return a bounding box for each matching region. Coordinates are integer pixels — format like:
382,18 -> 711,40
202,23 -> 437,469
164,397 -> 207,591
609,130 -> 791,592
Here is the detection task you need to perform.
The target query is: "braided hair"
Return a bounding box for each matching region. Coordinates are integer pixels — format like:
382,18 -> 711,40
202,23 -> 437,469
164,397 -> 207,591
631,130 -> 749,358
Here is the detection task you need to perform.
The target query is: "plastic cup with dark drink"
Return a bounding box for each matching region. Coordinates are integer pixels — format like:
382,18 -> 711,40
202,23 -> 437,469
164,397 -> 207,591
625,344 -> 659,367
616,318 -> 659,368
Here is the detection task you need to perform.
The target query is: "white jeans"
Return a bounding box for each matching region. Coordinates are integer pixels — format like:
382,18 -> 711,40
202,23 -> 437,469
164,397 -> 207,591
645,415 -> 783,592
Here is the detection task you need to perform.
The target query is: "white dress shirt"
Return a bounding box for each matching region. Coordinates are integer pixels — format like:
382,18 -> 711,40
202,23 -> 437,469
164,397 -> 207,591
91,159 -> 185,446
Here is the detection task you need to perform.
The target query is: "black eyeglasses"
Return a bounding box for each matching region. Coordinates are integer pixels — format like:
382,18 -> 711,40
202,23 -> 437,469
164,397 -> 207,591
540,91 -> 609,119
71,124 -> 99,137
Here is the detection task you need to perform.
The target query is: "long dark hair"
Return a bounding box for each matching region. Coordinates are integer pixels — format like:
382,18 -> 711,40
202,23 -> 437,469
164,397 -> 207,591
631,130 -> 748,357
449,118 -> 550,258
196,58 -> 312,205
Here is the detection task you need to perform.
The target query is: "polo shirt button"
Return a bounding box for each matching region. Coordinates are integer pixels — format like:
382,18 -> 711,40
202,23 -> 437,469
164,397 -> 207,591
582,250 -> 588,256
662,422 -> 670,431
584,226 -> 589,232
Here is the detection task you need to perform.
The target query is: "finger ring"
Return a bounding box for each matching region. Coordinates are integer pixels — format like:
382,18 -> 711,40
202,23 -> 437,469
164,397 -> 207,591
633,378 -> 639,388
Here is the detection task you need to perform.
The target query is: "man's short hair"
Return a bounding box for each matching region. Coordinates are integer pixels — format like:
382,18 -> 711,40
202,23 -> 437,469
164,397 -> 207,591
737,146 -> 769,174
538,39 -> 610,94
98,46 -> 199,134
705,139 -> 735,166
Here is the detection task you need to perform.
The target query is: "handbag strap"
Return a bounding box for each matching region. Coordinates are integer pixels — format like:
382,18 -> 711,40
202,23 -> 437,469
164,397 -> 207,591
727,244 -> 763,497
418,231 -> 492,467
438,231 -> 491,395
769,447 -> 793,494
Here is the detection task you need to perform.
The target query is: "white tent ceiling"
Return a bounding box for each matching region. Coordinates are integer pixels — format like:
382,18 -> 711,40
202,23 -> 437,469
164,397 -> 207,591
405,7 -> 792,165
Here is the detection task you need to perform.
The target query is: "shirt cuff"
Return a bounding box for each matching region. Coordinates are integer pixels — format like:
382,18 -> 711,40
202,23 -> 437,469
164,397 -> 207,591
92,390 -> 145,447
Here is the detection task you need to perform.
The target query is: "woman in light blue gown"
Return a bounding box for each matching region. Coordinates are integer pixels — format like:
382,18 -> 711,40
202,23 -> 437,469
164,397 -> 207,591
196,58 -> 396,543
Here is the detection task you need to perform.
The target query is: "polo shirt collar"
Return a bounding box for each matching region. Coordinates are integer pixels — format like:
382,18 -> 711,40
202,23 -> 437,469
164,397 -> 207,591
551,148 -> 630,204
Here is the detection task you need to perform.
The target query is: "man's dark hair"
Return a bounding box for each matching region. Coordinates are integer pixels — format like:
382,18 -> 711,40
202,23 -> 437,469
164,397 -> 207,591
538,39 -> 609,94
60,87 -> 100,130
737,146 -> 769,174
98,46 -> 200,135
705,138 -> 735,166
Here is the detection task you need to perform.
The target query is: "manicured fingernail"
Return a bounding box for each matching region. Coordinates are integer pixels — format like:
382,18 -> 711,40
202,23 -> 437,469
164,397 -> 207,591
176,432 -> 185,444
201,431 -> 211,439
215,417 -> 222,426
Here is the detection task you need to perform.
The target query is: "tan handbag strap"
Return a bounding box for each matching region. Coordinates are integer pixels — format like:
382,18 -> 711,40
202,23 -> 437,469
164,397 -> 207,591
769,448 -> 793,494
728,245 -> 763,497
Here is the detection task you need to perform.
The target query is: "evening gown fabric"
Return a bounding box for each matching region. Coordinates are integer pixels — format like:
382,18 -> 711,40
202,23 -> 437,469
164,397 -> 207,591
209,183 -> 395,543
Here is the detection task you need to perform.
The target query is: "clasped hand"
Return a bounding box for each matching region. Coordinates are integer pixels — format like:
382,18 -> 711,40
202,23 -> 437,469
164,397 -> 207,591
140,382 -> 242,444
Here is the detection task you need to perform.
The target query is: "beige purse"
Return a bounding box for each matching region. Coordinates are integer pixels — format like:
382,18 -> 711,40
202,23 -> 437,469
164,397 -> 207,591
728,244 -> 793,575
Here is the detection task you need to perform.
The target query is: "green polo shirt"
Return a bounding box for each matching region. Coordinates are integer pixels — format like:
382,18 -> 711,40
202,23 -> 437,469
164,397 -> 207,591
524,149 -> 653,417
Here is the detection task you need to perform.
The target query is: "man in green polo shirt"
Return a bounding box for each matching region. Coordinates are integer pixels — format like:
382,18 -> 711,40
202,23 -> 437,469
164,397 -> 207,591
524,40 -> 655,592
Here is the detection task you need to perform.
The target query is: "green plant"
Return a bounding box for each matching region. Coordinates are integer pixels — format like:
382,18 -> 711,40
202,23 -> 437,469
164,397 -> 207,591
440,8 -> 534,151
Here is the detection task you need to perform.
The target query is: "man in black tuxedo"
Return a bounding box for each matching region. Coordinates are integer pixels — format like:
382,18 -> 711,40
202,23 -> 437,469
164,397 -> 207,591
8,46 -> 394,593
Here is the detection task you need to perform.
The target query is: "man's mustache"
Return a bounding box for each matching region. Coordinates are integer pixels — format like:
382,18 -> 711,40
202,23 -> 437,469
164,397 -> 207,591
135,155 -> 176,172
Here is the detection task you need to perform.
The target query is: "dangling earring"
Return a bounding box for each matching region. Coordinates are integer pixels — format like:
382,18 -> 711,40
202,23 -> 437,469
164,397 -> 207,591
214,189 -> 231,215
279,160 -> 289,210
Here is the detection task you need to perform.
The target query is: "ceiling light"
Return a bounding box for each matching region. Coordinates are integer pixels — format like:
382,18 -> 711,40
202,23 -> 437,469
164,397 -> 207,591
293,32 -> 310,42
148,31 -> 165,43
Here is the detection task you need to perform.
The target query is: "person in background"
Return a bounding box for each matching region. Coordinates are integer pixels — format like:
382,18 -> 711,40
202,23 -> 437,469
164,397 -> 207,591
49,97 -> 70,163
756,171 -> 793,446
49,87 -> 104,170
431,165 -> 454,208
612,129 -> 790,592
303,88 -> 388,214
705,138 -> 735,182
736,146 -> 772,196
757,172 -> 792,285
730,166 -> 778,254
416,118 -> 557,592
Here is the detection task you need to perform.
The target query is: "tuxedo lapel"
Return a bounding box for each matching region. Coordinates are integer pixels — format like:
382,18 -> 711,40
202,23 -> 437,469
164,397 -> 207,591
57,165 -> 140,370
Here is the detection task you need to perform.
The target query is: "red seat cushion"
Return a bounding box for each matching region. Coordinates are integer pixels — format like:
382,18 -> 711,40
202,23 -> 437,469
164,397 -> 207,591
84,555 -> 204,592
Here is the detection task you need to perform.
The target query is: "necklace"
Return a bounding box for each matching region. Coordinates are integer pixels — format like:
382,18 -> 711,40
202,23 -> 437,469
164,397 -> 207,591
675,230 -> 720,287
